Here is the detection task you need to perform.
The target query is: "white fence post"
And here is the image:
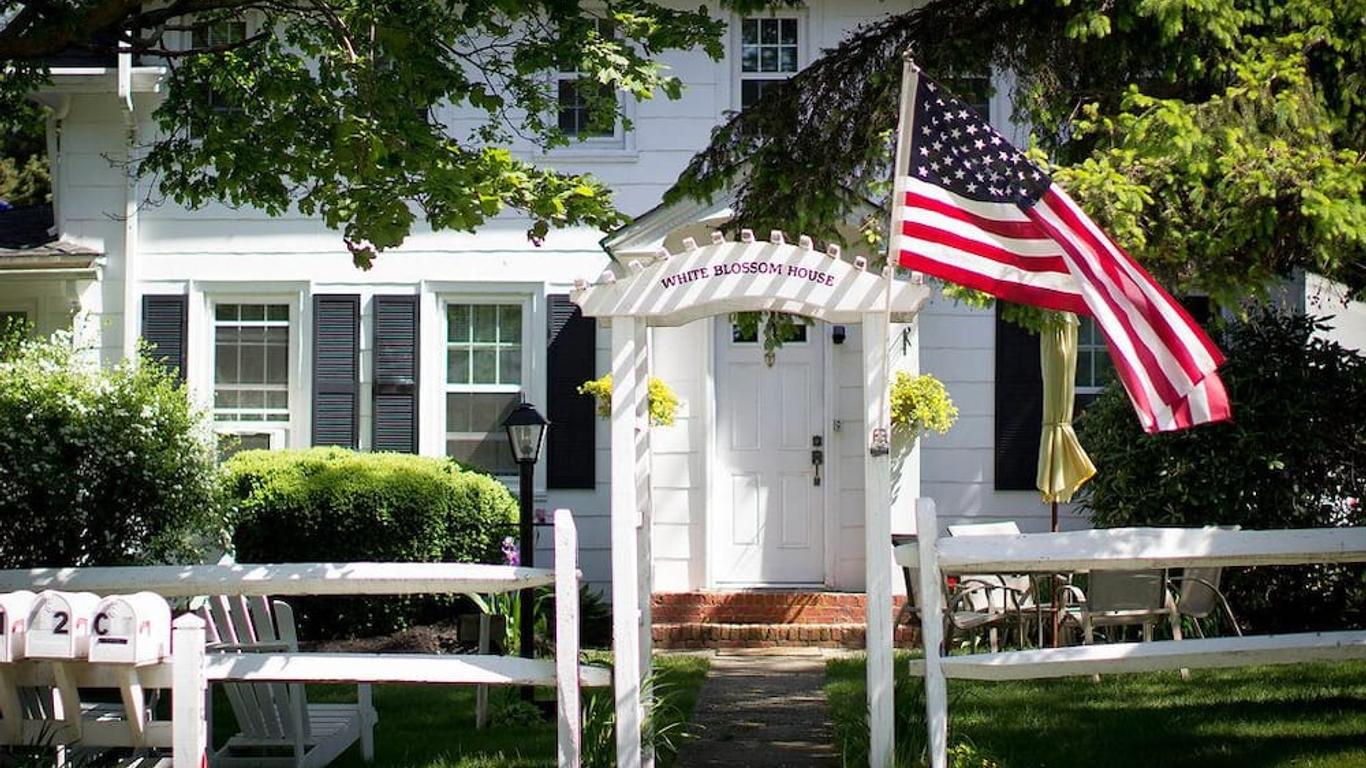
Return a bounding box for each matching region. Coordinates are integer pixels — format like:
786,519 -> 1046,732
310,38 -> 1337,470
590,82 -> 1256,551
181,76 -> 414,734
555,509 -> 583,768
610,317 -> 645,768
172,613 -> 207,768
916,498 -> 948,768
863,311 -> 895,768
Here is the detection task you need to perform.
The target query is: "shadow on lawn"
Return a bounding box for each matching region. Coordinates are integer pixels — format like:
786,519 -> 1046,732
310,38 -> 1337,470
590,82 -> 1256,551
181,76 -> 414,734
827,655 -> 1366,768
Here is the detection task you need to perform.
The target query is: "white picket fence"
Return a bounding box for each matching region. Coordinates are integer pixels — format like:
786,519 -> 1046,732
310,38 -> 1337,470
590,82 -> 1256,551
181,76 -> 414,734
0,508 -> 608,768
895,498 -> 1366,768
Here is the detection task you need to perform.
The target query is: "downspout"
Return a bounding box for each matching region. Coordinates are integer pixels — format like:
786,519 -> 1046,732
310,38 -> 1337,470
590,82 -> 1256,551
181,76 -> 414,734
118,39 -> 140,362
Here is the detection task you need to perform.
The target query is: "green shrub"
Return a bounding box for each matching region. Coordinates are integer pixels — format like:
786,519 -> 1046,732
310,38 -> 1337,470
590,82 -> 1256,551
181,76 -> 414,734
222,447 -> 518,637
1078,311 -> 1366,632
0,331 -> 224,568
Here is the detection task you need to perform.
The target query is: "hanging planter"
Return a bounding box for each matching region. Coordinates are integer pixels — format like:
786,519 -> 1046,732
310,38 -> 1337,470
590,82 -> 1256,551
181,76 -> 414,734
578,374 -> 680,427
889,372 -> 959,436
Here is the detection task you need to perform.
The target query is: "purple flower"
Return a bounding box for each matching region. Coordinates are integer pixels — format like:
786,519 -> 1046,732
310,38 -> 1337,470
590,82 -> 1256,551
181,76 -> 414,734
502,536 -> 520,567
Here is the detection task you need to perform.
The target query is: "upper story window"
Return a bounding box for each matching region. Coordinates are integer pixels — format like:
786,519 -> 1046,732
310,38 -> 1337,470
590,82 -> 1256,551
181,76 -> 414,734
445,302 -> 526,474
191,19 -> 246,49
213,302 -> 291,424
944,76 -> 991,121
1075,316 -> 1112,394
556,18 -> 621,142
739,17 -> 799,109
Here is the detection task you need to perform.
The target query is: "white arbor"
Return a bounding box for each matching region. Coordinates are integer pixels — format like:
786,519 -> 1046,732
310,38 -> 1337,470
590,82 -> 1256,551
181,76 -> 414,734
572,232 -> 930,768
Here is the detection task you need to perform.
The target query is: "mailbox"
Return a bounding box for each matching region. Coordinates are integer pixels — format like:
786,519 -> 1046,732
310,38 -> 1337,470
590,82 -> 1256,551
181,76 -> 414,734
26,591 -> 101,660
0,590 -> 36,662
88,592 -> 172,664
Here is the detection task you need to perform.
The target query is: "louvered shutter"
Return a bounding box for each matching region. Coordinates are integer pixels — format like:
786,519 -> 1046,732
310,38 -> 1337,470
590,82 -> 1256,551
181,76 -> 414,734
141,295 -> 187,381
311,294 -> 360,448
994,304 -> 1043,490
546,294 -> 596,488
373,295 -> 419,453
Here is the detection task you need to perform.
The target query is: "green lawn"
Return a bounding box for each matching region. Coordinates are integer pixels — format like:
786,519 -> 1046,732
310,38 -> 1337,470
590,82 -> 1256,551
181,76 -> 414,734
826,654 -> 1366,768
211,654 -> 710,768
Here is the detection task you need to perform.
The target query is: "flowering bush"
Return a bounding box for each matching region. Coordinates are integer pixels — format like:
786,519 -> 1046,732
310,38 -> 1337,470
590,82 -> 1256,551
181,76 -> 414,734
0,330 -> 225,568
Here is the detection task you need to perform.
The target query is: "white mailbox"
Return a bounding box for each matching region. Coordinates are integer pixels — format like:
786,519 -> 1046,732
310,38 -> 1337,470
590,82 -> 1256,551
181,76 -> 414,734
26,591 -> 101,660
0,590 -> 36,662
88,592 -> 172,664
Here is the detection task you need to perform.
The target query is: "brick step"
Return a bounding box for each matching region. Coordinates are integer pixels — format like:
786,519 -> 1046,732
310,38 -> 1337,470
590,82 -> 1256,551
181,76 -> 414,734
653,622 -> 920,650
652,591 -> 905,625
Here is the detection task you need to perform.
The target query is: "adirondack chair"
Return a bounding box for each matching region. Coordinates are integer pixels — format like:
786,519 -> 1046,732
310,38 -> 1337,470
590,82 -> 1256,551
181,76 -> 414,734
200,595 -> 377,768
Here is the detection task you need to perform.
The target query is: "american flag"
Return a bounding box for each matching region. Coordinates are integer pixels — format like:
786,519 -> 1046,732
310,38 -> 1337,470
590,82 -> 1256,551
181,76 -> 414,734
892,63 -> 1231,433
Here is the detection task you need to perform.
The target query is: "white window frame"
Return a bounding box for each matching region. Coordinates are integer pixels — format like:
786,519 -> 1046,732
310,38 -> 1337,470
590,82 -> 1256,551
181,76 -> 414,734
734,13 -> 805,111
1075,316 -> 1109,395
550,16 -> 629,150
204,293 -> 304,448
441,294 -> 533,476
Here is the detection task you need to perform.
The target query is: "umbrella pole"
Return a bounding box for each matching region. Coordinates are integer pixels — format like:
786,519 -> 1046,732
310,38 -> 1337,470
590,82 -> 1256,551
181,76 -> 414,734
1051,500 -> 1061,647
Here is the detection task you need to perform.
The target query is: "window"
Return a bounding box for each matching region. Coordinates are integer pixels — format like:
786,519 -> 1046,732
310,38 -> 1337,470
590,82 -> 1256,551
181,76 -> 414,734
190,20 -> 247,132
731,317 -> 807,344
944,76 -> 991,122
191,19 -> 246,49
556,18 -> 620,140
445,302 -> 525,474
739,17 -> 799,109
213,303 -> 290,424
1075,317 -> 1112,394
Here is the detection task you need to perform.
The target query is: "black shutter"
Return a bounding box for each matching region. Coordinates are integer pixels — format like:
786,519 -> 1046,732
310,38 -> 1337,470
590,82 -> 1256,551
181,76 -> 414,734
311,294 -> 360,448
546,294 -> 596,489
141,295 -> 187,381
994,304 -> 1043,490
373,295 -> 419,453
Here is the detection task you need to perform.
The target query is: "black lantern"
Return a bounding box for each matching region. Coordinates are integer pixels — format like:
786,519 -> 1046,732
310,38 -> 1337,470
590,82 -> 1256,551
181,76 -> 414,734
503,402 -> 548,465
502,401 -> 548,699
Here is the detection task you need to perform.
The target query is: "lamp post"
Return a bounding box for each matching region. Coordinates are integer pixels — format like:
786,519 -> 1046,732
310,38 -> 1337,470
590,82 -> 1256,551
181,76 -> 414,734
503,402 -> 548,700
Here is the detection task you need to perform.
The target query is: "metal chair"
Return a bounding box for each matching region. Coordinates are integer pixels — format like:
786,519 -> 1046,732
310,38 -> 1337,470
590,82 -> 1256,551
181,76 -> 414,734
1170,566 -> 1242,637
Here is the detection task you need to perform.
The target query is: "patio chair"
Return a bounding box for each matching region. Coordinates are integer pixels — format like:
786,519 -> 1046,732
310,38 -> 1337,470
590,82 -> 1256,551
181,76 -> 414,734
1169,566 -> 1242,638
947,522 -> 1039,650
1060,569 -> 1182,645
200,595 -> 377,768
894,534 -> 1019,654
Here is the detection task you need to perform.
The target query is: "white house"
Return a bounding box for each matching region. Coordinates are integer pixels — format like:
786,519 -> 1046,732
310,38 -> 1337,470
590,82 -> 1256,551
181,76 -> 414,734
7,0 -> 1364,610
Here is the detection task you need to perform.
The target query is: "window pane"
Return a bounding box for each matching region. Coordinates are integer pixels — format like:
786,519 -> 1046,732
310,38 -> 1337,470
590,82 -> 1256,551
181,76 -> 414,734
241,304 -> 265,322
780,18 -> 797,44
267,305 -> 288,322
215,389 -> 238,409
447,347 -> 470,385
500,348 -> 522,384
760,19 -> 778,44
447,305 -> 470,342
741,47 -> 759,73
760,47 -> 779,72
780,46 -> 798,72
265,339 -> 288,384
473,305 -> 498,343
215,304 -> 236,322
741,18 -> 757,44
1075,351 -> 1093,387
498,304 -> 521,342
471,348 -> 497,384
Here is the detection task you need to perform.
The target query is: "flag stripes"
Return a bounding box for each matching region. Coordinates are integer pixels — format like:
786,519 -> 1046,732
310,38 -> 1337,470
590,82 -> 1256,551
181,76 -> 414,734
891,62 -> 1231,433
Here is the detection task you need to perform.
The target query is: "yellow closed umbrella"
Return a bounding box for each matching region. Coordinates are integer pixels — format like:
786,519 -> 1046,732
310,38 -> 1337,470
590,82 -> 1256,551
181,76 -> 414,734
1036,312 -> 1097,527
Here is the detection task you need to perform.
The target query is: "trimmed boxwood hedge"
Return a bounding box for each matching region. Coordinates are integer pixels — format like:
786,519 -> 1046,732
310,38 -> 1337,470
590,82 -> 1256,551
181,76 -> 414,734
222,447 -> 518,638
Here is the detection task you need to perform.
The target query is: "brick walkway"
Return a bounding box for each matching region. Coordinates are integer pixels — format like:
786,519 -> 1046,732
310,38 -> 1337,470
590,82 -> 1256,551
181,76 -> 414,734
675,651 -> 839,768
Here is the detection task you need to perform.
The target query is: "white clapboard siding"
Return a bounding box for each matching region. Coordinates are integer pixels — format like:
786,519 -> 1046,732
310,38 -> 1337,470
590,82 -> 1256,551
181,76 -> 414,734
203,653 -> 611,688
904,630 -> 1366,681
0,562 -> 556,597
925,526 -> 1366,573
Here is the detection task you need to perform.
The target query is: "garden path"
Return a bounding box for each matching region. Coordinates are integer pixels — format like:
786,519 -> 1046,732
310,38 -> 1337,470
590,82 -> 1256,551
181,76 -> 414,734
674,651 -> 839,767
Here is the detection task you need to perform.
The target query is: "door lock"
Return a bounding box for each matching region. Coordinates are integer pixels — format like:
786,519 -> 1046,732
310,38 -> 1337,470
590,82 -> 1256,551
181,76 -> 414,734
811,437 -> 824,486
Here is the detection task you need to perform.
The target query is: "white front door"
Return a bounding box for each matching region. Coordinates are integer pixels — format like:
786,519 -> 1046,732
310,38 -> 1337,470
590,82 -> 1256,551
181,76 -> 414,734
713,317 -> 826,586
